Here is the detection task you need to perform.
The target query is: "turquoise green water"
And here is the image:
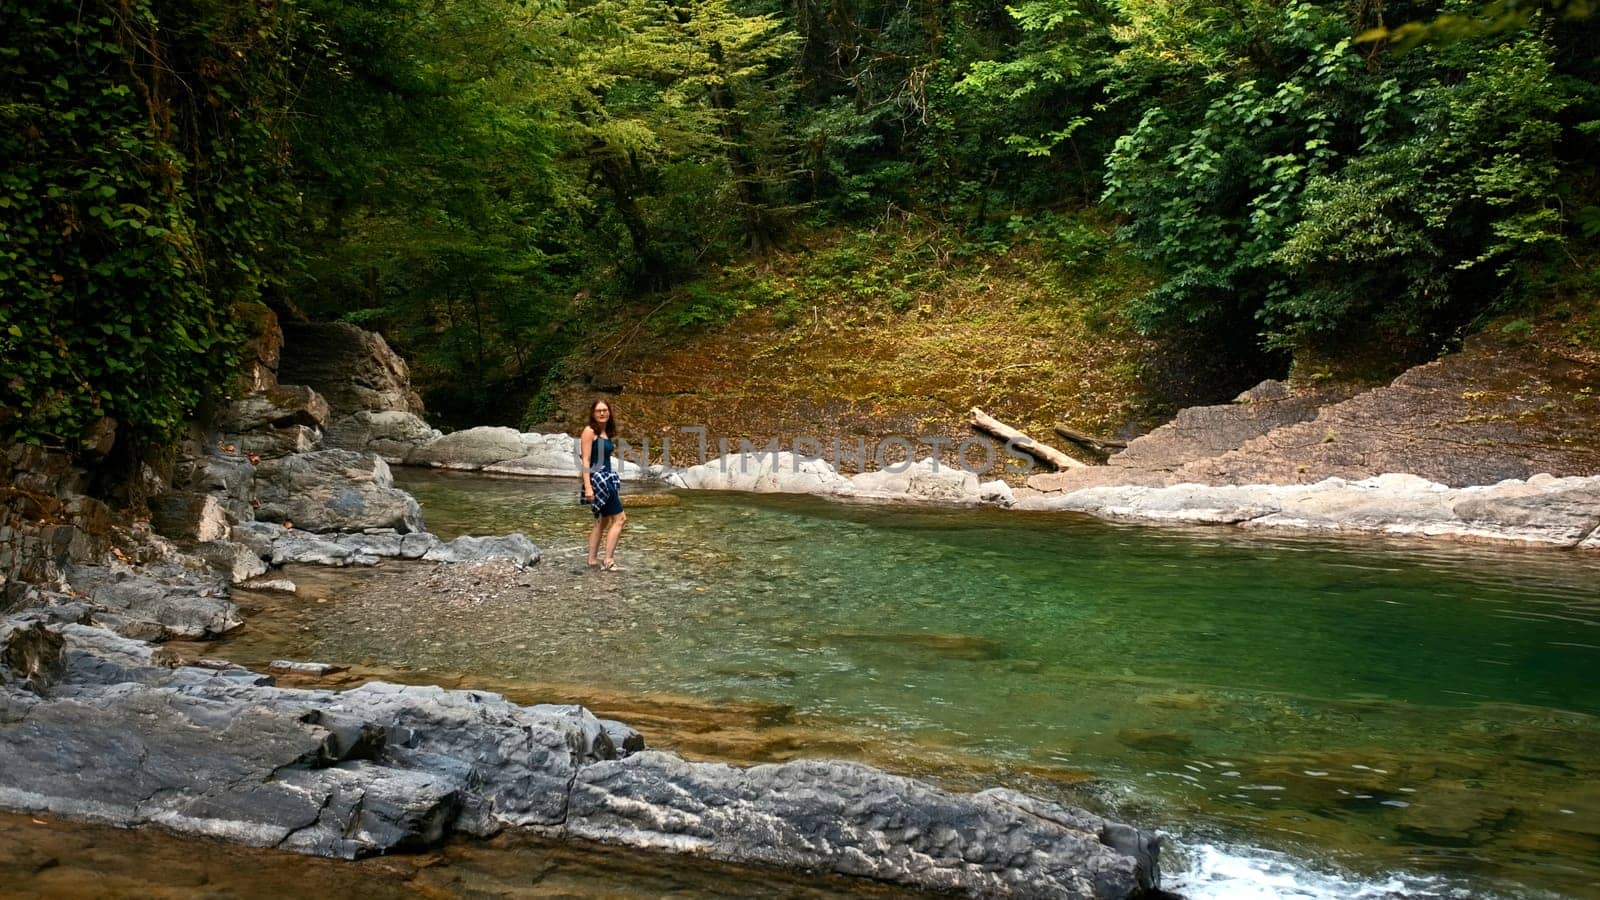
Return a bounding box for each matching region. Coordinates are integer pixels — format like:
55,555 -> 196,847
233,470 -> 1600,898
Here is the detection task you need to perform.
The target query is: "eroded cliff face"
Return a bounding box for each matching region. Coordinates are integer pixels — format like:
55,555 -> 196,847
1028,327 -> 1600,494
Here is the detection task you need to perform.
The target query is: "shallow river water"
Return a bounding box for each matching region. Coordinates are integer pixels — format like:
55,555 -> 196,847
212,469 -> 1600,898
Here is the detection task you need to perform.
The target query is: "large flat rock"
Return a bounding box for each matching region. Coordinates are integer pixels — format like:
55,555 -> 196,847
0,619 -> 1161,897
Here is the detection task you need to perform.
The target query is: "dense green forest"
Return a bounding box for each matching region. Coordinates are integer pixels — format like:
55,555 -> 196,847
3,0 -> 1597,445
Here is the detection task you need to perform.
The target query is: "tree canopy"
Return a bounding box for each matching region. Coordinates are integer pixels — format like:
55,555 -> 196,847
3,0 -> 1596,443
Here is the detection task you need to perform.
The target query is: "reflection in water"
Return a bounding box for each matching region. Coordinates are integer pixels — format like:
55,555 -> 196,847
211,469 -> 1600,899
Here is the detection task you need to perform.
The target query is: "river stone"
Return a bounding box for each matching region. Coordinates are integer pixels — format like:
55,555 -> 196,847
217,385 -> 331,433
269,660 -> 345,676
226,425 -> 322,460
269,530 -> 360,567
253,450 -> 424,534
195,540 -> 270,584
421,534 -> 540,567
277,322 -> 424,417
976,788 -> 1161,894
408,426 -> 527,470
242,578 -> 297,594
1017,473 -> 1600,549
486,432 -> 648,479
566,752 -> 1154,898
848,457 -> 981,504
322,411 -> 441,463
0,620 -> 65,693
0,626 -> 1160,895
979,480 -> 1015,505
666,452 -> 853,494
597,718 -> 646,757
1448,475 -> 1600,545
149,492 -> 231,543
64,565 -> 240,641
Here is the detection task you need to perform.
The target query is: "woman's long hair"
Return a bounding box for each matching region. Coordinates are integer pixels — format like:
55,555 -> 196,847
587,399 -> 617,438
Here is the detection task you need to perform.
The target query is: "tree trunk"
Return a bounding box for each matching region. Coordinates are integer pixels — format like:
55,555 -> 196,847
970,407 -> 1087,470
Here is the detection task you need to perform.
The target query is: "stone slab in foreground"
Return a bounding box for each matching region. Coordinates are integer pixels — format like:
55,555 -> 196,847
0,623 -> 1158,898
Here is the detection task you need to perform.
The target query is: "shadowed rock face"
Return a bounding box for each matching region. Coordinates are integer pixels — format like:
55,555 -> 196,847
278,323 -> 425,418
0,623 -> 1161,898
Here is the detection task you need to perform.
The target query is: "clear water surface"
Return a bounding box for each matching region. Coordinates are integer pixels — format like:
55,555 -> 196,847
220,469 -> 1600,899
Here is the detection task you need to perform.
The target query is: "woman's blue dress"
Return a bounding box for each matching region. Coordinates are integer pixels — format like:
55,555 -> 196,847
588,435 -> 624,518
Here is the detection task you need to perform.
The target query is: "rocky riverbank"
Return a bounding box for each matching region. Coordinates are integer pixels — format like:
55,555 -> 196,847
1,313 -> 1164,898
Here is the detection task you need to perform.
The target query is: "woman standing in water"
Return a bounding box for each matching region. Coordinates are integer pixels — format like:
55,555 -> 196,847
580,399 -> 627,570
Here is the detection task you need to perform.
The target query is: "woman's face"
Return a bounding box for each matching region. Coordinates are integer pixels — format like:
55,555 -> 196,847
594,403 -> 611,422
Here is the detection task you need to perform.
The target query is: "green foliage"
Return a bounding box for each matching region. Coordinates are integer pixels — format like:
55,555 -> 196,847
1,0 -> 309,445
1102,0 -> 1593,350
6,0 -> 1596,445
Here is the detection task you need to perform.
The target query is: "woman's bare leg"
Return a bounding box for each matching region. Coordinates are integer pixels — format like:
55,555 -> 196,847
603,511 -> 627,565
588,516 -> 604,566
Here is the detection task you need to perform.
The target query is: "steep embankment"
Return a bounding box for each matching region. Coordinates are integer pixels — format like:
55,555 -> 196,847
1028,325 -> 1600,494
540,224 -> 1251,471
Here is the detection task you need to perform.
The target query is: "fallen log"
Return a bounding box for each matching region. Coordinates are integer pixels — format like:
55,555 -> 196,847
969,407 -> 1086,470
1053,424 -> 1127,455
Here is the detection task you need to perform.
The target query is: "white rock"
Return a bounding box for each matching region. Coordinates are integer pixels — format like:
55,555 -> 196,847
1016,472 -> 1600,549
845,458 -> 981,504
666,452 -> 853,494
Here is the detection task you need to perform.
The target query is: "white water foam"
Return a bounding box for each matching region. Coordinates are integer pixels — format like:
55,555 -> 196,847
1164,841 -> 1486,900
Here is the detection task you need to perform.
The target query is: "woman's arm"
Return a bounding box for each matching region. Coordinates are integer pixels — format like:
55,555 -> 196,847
580,427 -> 595,498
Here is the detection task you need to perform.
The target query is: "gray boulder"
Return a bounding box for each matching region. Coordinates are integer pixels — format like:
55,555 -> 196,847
421,534 -> 540,566
226,425 -> 321,460
253,450 -> 424,534
408,426 -> 527,470
63,565 -> 241,641
195,540 -> 270,584
217,385 -> 331,433
149,492 -> 230,543
567,752 -> 1156,898
323,411 -> 441,463
0,629 -> 1160,896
